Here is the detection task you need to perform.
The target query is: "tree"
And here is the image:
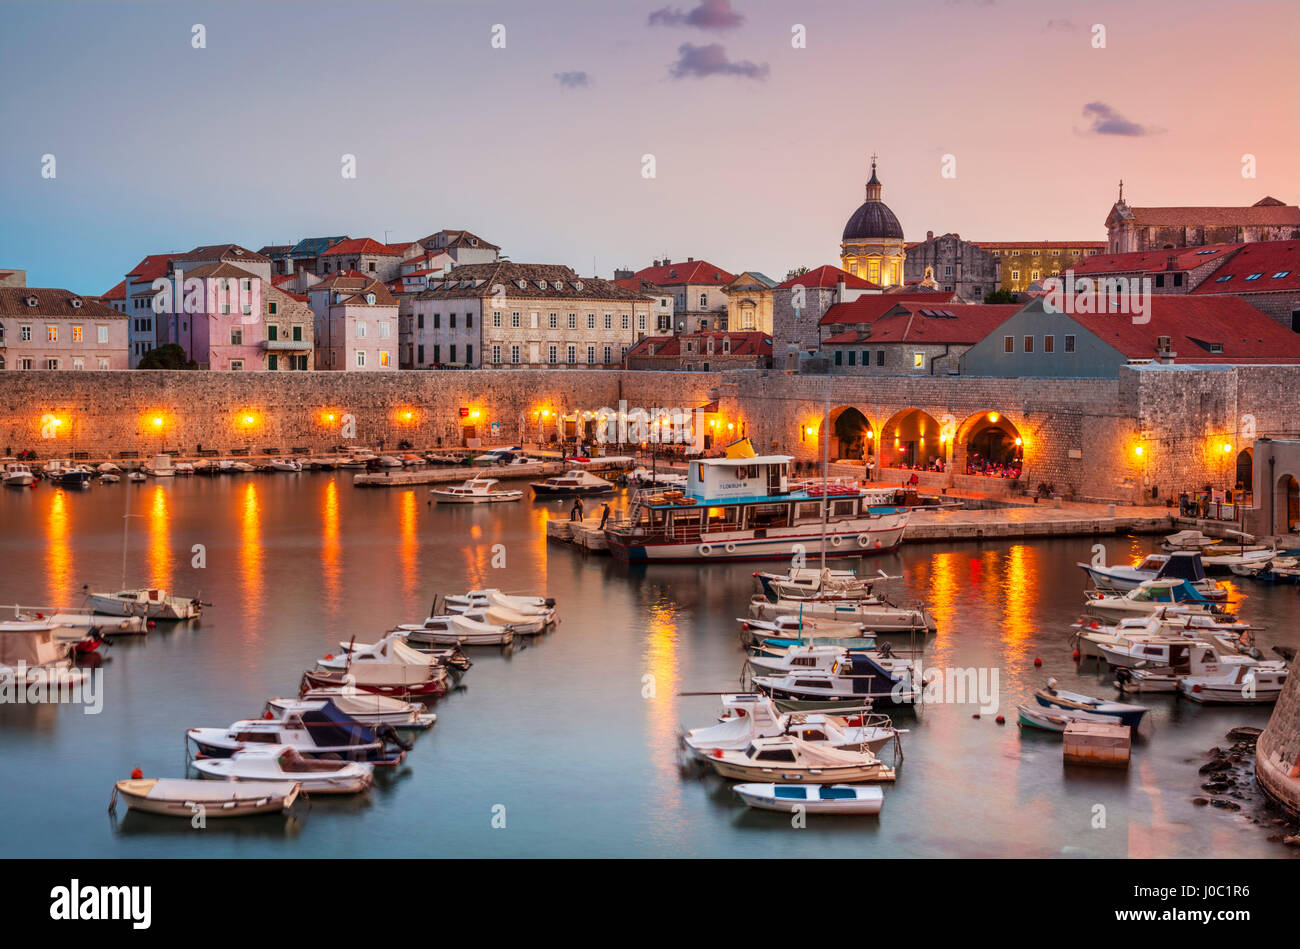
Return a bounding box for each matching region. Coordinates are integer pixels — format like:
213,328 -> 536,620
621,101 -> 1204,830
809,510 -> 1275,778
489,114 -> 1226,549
982,289 -> 1017,304
137,344 -> 199,370
784,266 -> 810,280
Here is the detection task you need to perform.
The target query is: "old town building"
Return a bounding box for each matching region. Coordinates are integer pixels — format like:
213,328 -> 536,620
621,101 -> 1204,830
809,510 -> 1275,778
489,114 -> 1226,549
632,258 -> 734,332
317,238 -> 404,281
0,287 -> 129,371
972,241 -> 1105,292
839,157 -> 905,288
821,301 -> 1020,375
771,265 -> 880,362
904,232 -> 1000,301
1105,185 -> 1300,253
308,274 -> 398,371
625,331 -> 772,371
722,271 -> 778,333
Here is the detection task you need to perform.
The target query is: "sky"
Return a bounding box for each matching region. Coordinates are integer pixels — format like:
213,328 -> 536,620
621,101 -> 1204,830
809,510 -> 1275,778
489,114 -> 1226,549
1,0 -> 1298,293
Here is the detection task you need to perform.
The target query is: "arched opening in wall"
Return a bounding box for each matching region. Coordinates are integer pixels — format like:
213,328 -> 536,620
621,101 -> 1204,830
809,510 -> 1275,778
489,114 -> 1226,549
1235,449 -> 1253,492
1278,474 -> 1299,534
962,411 -> 1023,475
819,406 -> 872,461
880,408 -> 941,470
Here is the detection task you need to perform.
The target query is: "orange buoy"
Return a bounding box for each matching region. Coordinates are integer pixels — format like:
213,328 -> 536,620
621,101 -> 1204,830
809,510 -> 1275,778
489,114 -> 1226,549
325,654 -> 334,660
1034,657 -> 1043,667
996,715 -> 1005,724
1072,648 -> 1081,661
972,713 -> 981,719
130,768 -> 143,779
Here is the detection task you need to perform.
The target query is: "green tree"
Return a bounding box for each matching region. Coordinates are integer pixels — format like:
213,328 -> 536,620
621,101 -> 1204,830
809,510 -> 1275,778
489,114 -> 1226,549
137,344 -> 199,370
784,266 -> 810,280
982,289 -> 1017,304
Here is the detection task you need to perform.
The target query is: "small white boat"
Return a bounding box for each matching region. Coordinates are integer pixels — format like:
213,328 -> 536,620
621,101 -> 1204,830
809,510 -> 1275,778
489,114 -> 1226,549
1078,551 -> 1224,599
111,777 -> 299,818
705,736 -> 896,783
3,463 -> 36,488
747,643 -> 884,676
186,702 -> 407,765
143,454 -> 175,477
96,462 -> 121,474
1163,529 -> 1220,550
530,469 -> 615,496
86,587 -> 200,620
626,467 -> 687,488
268,692 -> 436,730
431,477 -> 523,504
191,746 -> 374,795
173,461 -> 194,475
754,652 -> 920,709
749,595 -> 935,634
444,589 -> 556,613
1034,679 -> 1147,727
376,455 -> 403,468
308,634 -> 449,695
98,473 -> 120,484
1083,579 -> 1223,619
1016,703 -> 1115,732
733,782 -> 884,815
268,458 -> 303,472
394,613 -> 515,647
683,693 -> 897,759
126,471 -> 147,482
1180,664 -> 1289,705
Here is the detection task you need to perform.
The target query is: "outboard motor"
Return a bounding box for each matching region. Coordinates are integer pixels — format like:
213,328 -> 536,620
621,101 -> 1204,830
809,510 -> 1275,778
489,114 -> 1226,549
377,723 -> 414,753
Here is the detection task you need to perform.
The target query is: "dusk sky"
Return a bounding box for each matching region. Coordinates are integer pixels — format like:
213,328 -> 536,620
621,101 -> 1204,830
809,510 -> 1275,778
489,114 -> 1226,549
2,0 -> 1297,293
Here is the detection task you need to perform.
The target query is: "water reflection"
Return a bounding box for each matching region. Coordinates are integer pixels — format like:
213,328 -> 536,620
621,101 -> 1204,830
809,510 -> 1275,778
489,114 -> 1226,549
644,601 -> 682,829
240,481 -> 264,632
148,486 -> 171,590
44,489 -> 72,607
398,489 -> 418,602
321,478 -> 341,621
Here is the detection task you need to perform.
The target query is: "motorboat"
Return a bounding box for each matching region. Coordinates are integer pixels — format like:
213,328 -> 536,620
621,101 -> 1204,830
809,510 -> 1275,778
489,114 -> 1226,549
443,589 -> 556,614
5,607 -> 146,637
111,778 -> 300,818
733,783 -> 884,815
307,634 -> 449,695
191,746 -> 374,795
400,454 -> 425,467
747,642 -> 891,677
228,461 -> 256,473
3,463 -> 36,488
85,587 -> 201,620
1083,579 -> 1224,620
98,472 -> 120,484
1078,551 -> 1224,600
186,701 -> 407,765
738,615 -> 876,649
143,454 -> 175,477
1179,664 -> 1288,705
753,653 -> 919,709
96,462 -> 120,474
44,460 -> 92,488
749,595 -> 935,634
754,568 -> 864,598
1016,704 -> 1115,733
1034,678 -> 1147,727
340,449 -> 377,469
267,692 -> 436,730
1229,555 -> 1300,580
1163,529 -> 1220,550
126,471 -> 147,482
626,467 -> 687,489
0,620 -> 86,686
530,469 -> 615,496
393,613 -> 514,647
431,477 -> 523,504
268,458 -> 303,472
376,455 -> 403,468
173,461 -> 194,475
760,567 -> 887,601
605,456 -> 908,563
682,693 -> 898,759
704,736 -> 896,783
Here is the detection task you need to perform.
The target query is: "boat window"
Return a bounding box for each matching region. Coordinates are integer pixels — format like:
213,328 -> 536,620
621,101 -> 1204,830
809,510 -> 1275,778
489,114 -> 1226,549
831,499 -> 856,518
794,679 -> 831,688
235,731 -> 280,743
819,787 -> 858,800
755,749 -> 797,762
774,787 -> 808,800
801,729 -> 826,741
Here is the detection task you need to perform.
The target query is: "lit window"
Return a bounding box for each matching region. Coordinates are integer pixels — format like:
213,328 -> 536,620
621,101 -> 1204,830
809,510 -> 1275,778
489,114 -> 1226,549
72,326 -> 83,342
379,351 -> 390,367
47,325 -> 58,342
913,352 -> 924,368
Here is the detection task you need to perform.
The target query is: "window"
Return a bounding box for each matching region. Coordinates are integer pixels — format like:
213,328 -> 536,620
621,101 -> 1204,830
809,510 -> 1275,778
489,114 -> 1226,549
944,266 -> 952,276
846,350 -> 855,367
267,324 -> 279,341
567,313 -> 576,329
1272,271 -> 1291,279
530,312 -> 538,329
47,325 -> 58,342
1043,335 -> 1054,353
1003,335 -> 1014,353
1023,336 -> 1034,353
510,345 -> 520,364
587,314 -> 595,329
230,359 -> 244,371
466,314 -> 472,329
433,313 -> 441,329
913,352 -> 924,369
622,314 -> 630,330
834,350 -> 843,366
1031,271 -> 1040,281
379,322 -> 390,338
548,313 -> 557,329
638,314 -> 645,331
1245,273 -> 1263,282
98,357 -> 110,370
449,314 -> 456,329
603,345 -> 612,363
511,312 -> 521,328
46,358 -> 59,370
548,345 -> 557,364
379,351 -> 390,367
1064,335 -> 1076,353
417,344 -> 424,364
586,346 -> 595,364
268,354 -> 278,371
230,327 -> 243,345
604,314 -> 612,330
292,325 -> 303,341
1214,275 -> 1233,283
356,322 -> 367,339
492,311 -> 501,327
433,345 -> 441,363
20,325 -> 31,341
567,344 -> 576,363
72,357 -> 83,370
355,350 -> 366,368
72,325 -> 83,342
1011,270 -> 1020,281
269,302 -> 278,315
699,293 -> 707,307
876,350 -> 884,366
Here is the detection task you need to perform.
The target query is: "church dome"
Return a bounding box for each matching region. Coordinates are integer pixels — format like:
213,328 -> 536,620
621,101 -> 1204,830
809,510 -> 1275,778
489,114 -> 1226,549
842,160 -> 903,242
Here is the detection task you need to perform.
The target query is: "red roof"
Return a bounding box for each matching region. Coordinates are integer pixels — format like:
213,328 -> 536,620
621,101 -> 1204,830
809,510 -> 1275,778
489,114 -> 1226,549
1067,244 -> 1243,276
820,291 -> 961,326
1064,296 -> 1300,363
127,253 -> 181,282
627,331 -> 771,357
102,280 -> 127,300
320,238 -> 404,257
1190,239 -> 1300,295
824,303 -> 1021,345
1118,198 -> 1300,228
774,266 -> 878,291
633,260 -> 735,286
973,241 -> 1107,250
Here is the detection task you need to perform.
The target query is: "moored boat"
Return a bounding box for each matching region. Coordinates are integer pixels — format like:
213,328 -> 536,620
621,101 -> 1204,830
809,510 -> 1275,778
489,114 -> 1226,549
704,735 -> 896,783
733,782 -> 884,815
191,746 -> 374,795
111,777 -> 299,818
3,463 -> 36,488
431,477 -> 523,504
186,701 -> 407,765
268,692 -> 437,729
530,469 -> 615,496
1016,703 -> 1115,733
85,587 -> 200,620
1034,679 -> 1147,727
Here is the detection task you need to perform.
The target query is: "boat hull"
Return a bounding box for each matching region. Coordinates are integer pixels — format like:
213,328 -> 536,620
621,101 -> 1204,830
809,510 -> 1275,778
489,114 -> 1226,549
114,779 -> 299,818
707,758 -> 895,783
733,783 -> 884,814
1034,693 -> 1146,728
85,594 -> 197,620
608,524 -> 906,563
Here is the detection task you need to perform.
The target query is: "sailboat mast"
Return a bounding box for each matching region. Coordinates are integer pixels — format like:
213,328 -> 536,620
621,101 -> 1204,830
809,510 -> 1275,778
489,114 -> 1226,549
120,472 -> 131,590
819,390 -> 830,572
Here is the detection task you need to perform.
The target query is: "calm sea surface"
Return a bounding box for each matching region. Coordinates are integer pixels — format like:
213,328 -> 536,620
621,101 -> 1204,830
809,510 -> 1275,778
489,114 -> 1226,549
1,473 -> 1297,858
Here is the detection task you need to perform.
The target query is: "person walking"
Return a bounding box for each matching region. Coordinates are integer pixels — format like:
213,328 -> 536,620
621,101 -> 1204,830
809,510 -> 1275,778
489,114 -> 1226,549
599,502 -> 610,530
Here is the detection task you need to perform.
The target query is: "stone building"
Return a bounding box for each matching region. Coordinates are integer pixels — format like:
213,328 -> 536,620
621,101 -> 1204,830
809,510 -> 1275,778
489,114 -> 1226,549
411,262 -> 652,370
839,157 -> 905,288
624,331 -> 772,371
771,265 -> 879,363
121,253 -> 180,366
973,241 -> 1106,292
613,276 -> 674,333
1187,239 -> 1300,331
1105,187 -> 1300,253
722,271 -> 777,333
632,258 -> 734,332
0,287 -> 129,371
308,275 -> 399,371
821,302 -> 1021,375
903,232 -> 999,300
317,238 -> 404,281
415,229 -> 500,267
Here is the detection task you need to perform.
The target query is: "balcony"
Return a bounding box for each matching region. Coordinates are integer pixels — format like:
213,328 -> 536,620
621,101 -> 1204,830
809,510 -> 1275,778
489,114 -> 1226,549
262,338 -> 312,351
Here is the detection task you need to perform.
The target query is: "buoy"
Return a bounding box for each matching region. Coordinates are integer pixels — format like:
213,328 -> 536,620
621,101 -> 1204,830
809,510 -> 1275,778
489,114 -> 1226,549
1072,648 -> 1081,661
147,620 -> 156,628
263,711 -> 273,720
972,713 -> 981,719
1034,657 -> 1042,667
325,654 -> 334,660
712,748 -> 724,758
130,768 -> 143,779
996,715 -> 1005,724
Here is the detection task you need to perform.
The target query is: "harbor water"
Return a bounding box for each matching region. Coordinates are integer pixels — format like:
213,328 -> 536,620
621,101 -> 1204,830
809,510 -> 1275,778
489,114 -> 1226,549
1,473 -> 1297,858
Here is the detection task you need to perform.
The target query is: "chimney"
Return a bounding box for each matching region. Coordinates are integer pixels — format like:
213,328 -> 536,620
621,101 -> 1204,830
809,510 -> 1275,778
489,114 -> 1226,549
1155,335 -> 1176,364
687,256 -> 694,262
926,230 -> 934,241
836,274 -> 846,303
663,257 -> 671,266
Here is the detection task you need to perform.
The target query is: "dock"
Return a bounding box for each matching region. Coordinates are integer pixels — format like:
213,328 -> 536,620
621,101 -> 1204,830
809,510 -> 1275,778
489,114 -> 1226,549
545,515 -> 611,551
354,462 -> 567,487
902,501 -> 1175,543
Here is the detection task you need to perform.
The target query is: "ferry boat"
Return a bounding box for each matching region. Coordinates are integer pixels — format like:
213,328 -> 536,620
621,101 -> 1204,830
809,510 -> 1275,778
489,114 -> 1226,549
604,455 -> 907,563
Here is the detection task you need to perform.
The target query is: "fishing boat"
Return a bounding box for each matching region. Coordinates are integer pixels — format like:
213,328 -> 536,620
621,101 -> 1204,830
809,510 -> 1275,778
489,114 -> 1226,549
268,692 -> 437,730
1016,704 -> 1115,733
704,736 -> 896,783
682,693 -> 898,759
605,455 -> 908,563
268,458 -> 303,472
3,463 -> 36,488
191,746 -> 374,795
85,587 -> 200,620
1078,551 -> 1224,600
143,453 -> 175,477
748,595 -> 935,634
1034,678 -> 1147,727
530,469 -> 615,496
733,783 -> 884,815
1083,579 -> 1225,620
1179,664 -> 1289,705
753,653 -> 919,709
431,477 -> 523,504
186,701 -> 408,765
110,778 -> 300,818
44,460 -> 92,488
393,613 -> 515,647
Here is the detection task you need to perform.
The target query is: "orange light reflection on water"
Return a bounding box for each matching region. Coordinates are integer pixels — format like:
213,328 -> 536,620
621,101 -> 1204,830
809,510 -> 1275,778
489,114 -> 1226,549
44,489 -> 72,607
321,478 -> 341,620
240,481 -> 264,630
398,490 -> 418,601
148,485 -> 171,590
644,603 -> 682,822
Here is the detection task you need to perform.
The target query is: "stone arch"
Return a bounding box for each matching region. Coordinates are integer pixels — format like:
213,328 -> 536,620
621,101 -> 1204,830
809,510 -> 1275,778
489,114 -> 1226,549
958,410 -> 1023,474
1278,473 -> 1299,534
819,406 -> 873,461
879,408 -> 941,469
1235,448 -> 1253,492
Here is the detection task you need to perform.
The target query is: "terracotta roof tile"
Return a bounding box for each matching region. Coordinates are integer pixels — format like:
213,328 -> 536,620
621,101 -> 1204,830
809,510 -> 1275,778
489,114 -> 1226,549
633,260 -> 735,286
0,287 -> 126,319
774,265 -> 878,291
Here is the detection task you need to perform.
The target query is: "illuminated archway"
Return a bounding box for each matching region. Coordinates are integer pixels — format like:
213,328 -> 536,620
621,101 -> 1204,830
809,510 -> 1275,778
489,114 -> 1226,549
880,408 -> 941,469
960,411 -> 1023,473
819,406 -> 873,461
1235,449 -> 1253,492
1278,474 -> 1299,534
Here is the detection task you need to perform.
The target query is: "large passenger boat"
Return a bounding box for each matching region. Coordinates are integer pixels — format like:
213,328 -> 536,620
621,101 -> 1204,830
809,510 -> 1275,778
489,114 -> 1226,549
604,455 -> 908,563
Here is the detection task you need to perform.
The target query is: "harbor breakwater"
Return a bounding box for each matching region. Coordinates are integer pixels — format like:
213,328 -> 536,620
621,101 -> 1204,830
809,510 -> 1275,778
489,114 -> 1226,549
2,364 -> 1298,505
1258,671 -> 1300,820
